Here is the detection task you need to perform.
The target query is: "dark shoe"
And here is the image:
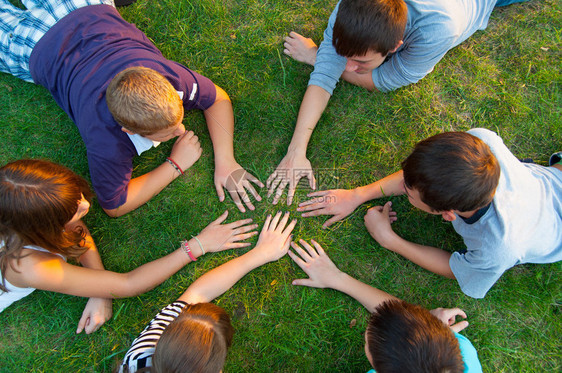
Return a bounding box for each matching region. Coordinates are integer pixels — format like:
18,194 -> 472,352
114,0 -> 137,6
549,152 -> 562,166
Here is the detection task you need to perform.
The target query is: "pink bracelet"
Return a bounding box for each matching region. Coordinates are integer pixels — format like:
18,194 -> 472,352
181,240 -> 197,261
166,157 -> 184,175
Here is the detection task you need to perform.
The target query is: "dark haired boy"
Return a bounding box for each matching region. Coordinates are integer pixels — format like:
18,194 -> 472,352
267,0 -> 528,205
289,239 -> 482,372
0,0 -> 262,217
297,128 -> 562,298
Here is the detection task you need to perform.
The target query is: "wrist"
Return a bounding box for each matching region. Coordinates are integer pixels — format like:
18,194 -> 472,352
166,157 -> 184,176
287,143 -> 307,157
353,185 -> 373,205
327,269 -> 349,291
180,239 -> 204,262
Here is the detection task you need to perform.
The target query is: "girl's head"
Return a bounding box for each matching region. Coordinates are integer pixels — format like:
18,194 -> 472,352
0,159 -> 93,289
152,302 -> 234,373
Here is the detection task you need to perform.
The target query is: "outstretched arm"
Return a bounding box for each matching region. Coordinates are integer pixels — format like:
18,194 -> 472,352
266,85 -> 331,205
205,85 -> 264,213
104,130 -> 202,217
179,211 -> 297,304
10,212 -> 257,299
289,239 -> 397,312
297,170 -> 406,227
364,202 -> 455,278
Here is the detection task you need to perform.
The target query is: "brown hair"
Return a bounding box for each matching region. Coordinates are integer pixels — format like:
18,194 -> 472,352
106,66 -> 184,136
367,300 -> 464,373
151,303 -> 234,373
401,132 -> 500,212
0,159 -> 92,292
333,0 -> 407,57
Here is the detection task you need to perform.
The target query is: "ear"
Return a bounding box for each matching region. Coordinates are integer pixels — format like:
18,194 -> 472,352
121,127 -> 135,135
390,40 -> 403,54
441,210 -> 457,222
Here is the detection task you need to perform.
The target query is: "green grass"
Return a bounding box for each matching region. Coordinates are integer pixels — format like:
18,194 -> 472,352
1,0 -> 561,371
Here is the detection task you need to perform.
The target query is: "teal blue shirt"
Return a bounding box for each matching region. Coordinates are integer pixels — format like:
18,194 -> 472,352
366,332 -> 482,373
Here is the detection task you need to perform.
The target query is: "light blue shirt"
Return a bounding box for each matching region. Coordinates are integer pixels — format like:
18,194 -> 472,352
310,0 -> 501,93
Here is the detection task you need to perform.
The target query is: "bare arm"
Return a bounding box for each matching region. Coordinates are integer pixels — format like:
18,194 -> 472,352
205,85 -> 263,212
104,131 -> 202,217
74,222 -> 113,334
289,240 -> 397,312
179,211 -> 297,304
9,212 -> 258,298
297,170 -> 406,227
266,85 -> 331,205
364,203 -> 455,278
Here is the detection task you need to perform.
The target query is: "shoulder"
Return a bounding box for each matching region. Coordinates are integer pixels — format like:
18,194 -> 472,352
4,246 -> 66,288
454,332 -> 483,372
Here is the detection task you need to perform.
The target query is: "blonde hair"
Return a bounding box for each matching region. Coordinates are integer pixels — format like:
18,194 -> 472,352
106,67 -> 184,136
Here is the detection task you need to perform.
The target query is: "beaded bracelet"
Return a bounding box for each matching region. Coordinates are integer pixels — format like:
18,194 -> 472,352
166,157 -> 184,175
181,240 -> 197,261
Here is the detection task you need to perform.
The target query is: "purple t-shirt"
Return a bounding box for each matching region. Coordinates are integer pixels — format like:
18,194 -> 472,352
29,5 -> 216,209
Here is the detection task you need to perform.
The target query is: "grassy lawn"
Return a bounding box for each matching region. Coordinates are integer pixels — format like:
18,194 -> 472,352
0,0 -> 561,371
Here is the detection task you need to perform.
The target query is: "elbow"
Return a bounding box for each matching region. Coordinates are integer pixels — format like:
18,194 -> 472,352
103,206 -> 126,218
214,85 -> 232,104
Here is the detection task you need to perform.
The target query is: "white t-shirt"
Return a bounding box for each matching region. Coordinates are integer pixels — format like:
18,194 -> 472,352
449,128 -> 562,298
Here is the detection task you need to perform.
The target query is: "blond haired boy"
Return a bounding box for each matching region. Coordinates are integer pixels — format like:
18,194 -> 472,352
1,0 -> 262,216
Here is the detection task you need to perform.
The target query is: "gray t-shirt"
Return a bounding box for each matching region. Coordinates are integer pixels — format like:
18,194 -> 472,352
449,128 -> 562,298
310,0 -> 500,93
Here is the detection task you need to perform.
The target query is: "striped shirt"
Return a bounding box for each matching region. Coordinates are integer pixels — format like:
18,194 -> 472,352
120,301 -> 187,373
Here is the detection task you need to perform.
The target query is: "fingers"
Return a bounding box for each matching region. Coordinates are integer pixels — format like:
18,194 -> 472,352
290,241 -> 311,262
232,231 -> 259,242
215,182 -> 226,202
288,244 -> 307,268
311,240 -> 326,256
272,180 -> 289,205
309,173 -> 316,190
277,211 -> 291,230
224,242 -> 252,249
270,211 -> 283,230
286,183 -> 297,206
323,215 -> 341,229
228,188 -> 246,213
383,201 -> 392,214
298,239 -> 319,258
246,172 -> 265,189
229,188 -> 252,213
451,308 -> 467,319
76,316 -> 87,334
212,210 -> 229,225
266,171 -> 281,192
262,214 -> 272,233
450,320 -> 469,333
291,278 -> 315,287
282,218 -> 298,236
243,180 -> 262,202
229,218 -> 256,230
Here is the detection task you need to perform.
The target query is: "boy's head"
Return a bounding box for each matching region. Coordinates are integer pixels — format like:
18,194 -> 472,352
333,0 -> 407,71
106,66 -> 185,140
366,300 -> 464,373
401,132 -> 500,213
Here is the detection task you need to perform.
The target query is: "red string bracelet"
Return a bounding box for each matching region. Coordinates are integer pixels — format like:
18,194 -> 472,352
166,157 -> 184,175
